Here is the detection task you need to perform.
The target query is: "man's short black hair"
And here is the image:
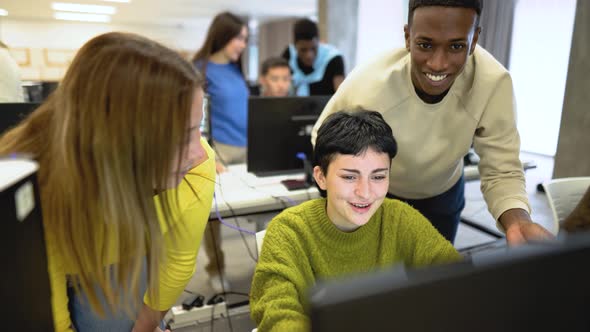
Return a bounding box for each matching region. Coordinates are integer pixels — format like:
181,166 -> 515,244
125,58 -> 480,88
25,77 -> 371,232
293,18 -> 319,42
314,110 -> 398,176
260,57 -> 290,76
408,0 -> 482,27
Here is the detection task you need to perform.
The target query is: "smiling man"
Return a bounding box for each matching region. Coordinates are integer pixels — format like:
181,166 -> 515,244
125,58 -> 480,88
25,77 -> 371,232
281,18 -> 345,96
312,0 -> 553,245
251,111 -> 460,331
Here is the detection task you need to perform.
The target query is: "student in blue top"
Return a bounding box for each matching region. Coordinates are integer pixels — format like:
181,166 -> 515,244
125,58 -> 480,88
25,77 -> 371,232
192,11 -> 249,293
281,18 -> 345,96
193,11 -> 249,169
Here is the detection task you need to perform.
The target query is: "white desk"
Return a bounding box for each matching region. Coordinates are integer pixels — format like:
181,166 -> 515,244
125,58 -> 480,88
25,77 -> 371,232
211,162 -> 553,238
209,164 -> 320,221
461,176 -> 557,238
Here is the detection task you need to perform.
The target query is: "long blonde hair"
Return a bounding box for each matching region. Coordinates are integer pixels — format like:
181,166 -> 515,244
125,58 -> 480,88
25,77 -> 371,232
0,32 -> 204,315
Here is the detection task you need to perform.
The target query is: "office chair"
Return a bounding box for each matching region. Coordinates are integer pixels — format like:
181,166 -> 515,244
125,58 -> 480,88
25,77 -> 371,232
542,177 -> 590,234
251,230 -> 267,332
256,229 -> 266,256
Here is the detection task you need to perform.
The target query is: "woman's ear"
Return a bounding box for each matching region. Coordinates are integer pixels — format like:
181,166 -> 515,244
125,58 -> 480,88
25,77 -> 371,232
313,165 -> 327,191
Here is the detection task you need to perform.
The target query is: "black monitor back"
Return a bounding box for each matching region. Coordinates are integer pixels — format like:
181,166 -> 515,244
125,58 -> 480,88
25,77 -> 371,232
310,233 -> 590,332
247,96 -> 330,176
1,160 -> 54,330
0,102 -> 41,134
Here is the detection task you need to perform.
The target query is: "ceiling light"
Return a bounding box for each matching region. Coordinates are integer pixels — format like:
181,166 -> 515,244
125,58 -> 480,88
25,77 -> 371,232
54,12 -> 111,23
52,2 -> 116,15
0,8 -> 8,16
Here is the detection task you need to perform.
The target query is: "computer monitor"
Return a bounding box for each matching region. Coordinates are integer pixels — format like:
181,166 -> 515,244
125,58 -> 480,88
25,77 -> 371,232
1,158 -> 54,330
310,233 -> 590,332
247,96 -> 330,176
0,102 -> 40,134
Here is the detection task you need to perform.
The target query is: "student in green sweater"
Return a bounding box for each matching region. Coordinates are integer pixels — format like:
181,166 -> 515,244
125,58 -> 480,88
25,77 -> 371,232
250,111 -> 461,331
311,0 -> 553,245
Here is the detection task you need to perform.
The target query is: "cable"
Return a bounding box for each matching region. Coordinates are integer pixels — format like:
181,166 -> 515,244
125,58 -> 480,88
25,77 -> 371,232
206,216 -> 233,332
213,291 -> 249,298
214,193 -> 258,264
214,192 -> 256,235
215,171 -> 259,264
235,171 -> 302,208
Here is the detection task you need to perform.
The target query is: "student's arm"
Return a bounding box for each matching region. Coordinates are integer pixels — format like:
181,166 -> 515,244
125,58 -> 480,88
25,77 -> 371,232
499,208 -> 553,245
394,203 -> 462,266
46,235 -> 76,332
140,138 -> 216,328
132,305 -> 167,332
281,47 -> 290,61
472,75 -> 552,245
250,217 -> 314,331
333,75 -> 345,92
325,56 -> 345,93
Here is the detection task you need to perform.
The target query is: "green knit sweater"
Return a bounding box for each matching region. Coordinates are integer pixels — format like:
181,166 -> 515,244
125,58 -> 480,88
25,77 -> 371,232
250,198 -> 461,331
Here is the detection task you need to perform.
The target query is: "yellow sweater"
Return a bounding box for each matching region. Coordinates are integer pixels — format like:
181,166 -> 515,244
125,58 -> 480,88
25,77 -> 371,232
311,45 -> 530,223
250,198 -> 461,331
48,138 -> 216,331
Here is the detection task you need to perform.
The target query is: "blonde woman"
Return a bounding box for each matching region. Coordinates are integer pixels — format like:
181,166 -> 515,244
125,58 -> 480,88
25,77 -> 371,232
0,32 -> 215,331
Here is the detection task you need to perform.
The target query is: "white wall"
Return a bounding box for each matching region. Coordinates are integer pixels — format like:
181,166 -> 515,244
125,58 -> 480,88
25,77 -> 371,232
355,0 -> 407,69
509,0 -> 577,156
0,18 -> 211,52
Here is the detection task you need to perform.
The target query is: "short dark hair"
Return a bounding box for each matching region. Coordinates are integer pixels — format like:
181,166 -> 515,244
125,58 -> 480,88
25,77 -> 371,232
314,111 -> 398,175
293,18 -> 318,42
260,57 -> 290,76
408,0 -> 482,27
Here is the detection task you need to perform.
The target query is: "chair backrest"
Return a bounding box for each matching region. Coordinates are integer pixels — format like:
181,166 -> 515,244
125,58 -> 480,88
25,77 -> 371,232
252,230 -> 266,332
256,229 -> 266,255
543,177 -> 590,233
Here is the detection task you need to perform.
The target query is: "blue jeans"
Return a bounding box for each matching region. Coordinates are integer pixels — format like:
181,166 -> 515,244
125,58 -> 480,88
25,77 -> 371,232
67,262 -> 156,331
388,175 -> 465,243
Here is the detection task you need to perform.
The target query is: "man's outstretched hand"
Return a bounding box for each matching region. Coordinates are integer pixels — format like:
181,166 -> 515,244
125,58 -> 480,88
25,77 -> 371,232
500,208 -> 554,246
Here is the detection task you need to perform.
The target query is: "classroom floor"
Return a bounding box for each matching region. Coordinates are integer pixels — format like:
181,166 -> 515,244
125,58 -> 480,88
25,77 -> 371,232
168,152 -> 556,332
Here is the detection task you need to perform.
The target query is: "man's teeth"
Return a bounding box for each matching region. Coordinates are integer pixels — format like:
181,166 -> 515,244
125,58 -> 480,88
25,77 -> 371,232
425,73 -> 447,81
351,203 -> 369,208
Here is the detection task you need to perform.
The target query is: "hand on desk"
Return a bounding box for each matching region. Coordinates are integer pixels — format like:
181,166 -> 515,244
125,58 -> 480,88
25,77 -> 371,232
500,208 -> 554,246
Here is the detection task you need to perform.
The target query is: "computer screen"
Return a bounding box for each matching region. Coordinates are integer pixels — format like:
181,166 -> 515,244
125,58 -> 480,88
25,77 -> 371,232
247,96 -> 331,176
0,102 -> 40,134
310,233 -> 590,332
1,159 -> 54,330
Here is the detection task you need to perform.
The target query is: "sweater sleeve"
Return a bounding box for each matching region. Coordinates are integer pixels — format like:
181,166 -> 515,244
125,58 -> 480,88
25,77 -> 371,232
324,56 -> 345,79
145,138 -> 216,310
47,233 -> 75,332
473,74 -> 530,223
394,202 -> 462,266
250,215 -> 314,331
